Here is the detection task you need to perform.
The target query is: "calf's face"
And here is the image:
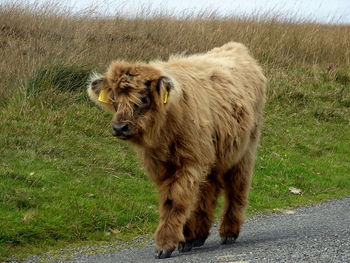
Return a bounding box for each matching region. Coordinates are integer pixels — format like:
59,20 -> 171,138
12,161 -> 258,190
87,62 -> 173,142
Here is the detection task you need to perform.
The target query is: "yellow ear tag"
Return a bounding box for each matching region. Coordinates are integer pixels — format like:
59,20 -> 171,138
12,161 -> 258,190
163,90 -> 169,104
98,89 -> 112,104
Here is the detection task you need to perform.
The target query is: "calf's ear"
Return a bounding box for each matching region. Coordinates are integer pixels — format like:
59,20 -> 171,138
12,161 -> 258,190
88,73 -> 106,93
87,73 -> 116,113
156,76 -> 174,104
91,77 -> 105,90
87,73 -> 107,102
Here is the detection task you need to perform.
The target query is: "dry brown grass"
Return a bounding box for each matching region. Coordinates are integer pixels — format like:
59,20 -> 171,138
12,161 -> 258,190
0,1 -> 349,106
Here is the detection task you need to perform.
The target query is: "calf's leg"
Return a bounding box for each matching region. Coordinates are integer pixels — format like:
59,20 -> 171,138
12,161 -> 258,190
220,150 -> 255,244
154,167 -> 200,259
179,173 -> 221,252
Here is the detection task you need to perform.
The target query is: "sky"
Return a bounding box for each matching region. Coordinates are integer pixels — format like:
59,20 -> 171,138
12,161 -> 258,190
7,0 -> 350,24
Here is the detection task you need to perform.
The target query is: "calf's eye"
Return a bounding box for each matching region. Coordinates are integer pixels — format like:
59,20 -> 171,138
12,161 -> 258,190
141,96 -> 150,105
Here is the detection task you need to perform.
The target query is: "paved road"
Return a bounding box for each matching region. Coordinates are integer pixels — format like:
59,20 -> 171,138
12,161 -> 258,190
65,197 -> 350,263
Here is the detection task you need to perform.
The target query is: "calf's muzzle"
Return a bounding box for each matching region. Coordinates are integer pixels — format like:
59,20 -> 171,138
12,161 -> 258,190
112,122 -> 130,138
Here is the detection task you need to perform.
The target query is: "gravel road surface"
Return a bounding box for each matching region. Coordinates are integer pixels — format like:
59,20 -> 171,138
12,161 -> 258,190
63,197 -> 350,263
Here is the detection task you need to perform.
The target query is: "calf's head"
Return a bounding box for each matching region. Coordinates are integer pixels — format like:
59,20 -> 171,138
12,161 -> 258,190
87,61 -> 174,143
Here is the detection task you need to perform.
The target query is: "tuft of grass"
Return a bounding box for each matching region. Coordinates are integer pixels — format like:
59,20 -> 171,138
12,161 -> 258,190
26,63 -> 93,95
0,1 -> 349,262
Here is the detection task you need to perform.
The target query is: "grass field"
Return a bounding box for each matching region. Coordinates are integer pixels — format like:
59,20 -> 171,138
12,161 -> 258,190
0,1 -> 350,261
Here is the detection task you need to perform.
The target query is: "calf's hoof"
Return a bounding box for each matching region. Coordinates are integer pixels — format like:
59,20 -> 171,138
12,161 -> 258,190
220,235 -> 237,245
155,249 -> 173,259
193,237 -> 207,247
178,241 -> 193,253
178,237 -> 207,253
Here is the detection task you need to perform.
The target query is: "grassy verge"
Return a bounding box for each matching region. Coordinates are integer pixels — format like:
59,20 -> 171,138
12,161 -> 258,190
0,65 -> 158,261
1,64 -> 349,261
250,69 -> 350,212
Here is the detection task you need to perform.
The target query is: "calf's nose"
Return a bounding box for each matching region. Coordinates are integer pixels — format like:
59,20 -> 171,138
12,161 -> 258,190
112,123 -> 129,137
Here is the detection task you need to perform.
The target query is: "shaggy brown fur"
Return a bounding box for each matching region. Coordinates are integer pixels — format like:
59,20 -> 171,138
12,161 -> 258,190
87,42 -> 266,259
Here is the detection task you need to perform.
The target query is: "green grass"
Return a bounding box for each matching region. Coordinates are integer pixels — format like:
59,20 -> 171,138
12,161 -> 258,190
250,69 -> 350,212
1,64 -> 349,261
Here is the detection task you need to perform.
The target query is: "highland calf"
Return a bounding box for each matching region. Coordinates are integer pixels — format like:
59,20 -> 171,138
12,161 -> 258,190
87,42 -> 266,259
